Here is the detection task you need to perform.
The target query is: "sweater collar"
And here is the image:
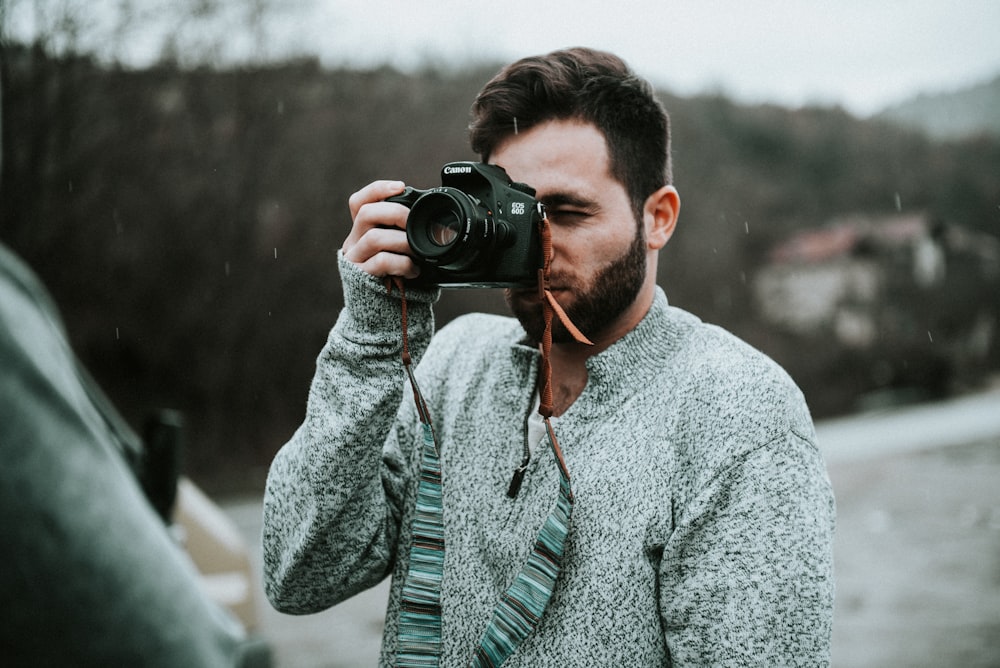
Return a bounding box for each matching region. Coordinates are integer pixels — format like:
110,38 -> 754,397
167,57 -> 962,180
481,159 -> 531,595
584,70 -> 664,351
583,287 -> 685,401
508,287 -> 690,412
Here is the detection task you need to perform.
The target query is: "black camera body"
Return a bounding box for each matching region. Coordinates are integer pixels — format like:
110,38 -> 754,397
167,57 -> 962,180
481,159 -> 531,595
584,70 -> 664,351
387,162 -> 543,288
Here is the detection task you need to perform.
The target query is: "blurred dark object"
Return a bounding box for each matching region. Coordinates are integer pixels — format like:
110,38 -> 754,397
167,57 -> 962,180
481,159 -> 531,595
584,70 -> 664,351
0,240 -> 258,665
142,408 -> 185,523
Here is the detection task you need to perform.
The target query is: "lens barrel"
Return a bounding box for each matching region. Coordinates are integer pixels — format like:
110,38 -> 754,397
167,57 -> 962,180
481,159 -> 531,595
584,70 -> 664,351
406,189 -> 493,272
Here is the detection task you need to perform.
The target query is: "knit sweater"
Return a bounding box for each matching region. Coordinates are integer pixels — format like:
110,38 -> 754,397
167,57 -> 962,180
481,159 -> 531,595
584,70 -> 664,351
263,254 -> 836,666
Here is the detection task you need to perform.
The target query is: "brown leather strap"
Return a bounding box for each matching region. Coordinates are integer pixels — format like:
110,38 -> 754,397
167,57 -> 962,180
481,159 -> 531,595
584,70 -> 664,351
386,277 -> 433,428
387,209 -> 588,480
535,213 -> 592,418
390,213 -> 582,664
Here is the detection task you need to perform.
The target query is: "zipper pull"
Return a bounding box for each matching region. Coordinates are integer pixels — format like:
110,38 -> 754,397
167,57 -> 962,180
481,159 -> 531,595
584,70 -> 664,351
507,463 -> 528,499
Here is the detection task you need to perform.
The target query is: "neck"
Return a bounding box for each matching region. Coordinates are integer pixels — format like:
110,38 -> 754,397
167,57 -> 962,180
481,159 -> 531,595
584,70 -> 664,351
544,344 -> 589,417
545,278 -> 657,416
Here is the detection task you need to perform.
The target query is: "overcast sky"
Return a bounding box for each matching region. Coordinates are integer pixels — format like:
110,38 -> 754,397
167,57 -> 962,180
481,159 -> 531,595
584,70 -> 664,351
300,0 -> 1000,116
7,0 -> 1000,116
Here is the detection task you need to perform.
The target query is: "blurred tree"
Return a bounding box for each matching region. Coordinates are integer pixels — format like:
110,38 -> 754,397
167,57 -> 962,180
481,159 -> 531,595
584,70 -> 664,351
2,0 -> 309,68
1,34 -> 997,490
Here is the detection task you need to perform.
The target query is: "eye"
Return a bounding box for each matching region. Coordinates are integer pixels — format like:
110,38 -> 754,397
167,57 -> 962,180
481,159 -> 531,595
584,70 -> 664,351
548,209 -> 590,226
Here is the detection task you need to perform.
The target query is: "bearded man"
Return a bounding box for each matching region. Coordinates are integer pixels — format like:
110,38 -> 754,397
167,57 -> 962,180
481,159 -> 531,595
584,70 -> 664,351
263,47 -> 835,667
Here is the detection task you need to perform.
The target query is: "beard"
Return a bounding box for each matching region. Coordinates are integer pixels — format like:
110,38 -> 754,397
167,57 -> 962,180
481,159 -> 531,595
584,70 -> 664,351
506,225 -> 647,345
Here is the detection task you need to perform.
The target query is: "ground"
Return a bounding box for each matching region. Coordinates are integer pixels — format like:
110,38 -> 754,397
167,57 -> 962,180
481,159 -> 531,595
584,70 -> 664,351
829,437 -> 1000,667
224,394 -> 1000,667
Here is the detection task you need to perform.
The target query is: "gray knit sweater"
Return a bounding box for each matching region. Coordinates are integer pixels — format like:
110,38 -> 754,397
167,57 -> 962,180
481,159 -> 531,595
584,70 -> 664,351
263,254 -> 835,667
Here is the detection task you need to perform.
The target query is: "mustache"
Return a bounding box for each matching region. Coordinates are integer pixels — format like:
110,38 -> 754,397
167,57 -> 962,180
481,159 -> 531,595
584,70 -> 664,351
506,274 -> 574,294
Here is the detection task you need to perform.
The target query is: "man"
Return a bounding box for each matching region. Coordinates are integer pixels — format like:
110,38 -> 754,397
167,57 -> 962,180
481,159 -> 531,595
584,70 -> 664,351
263,48 -> 835,666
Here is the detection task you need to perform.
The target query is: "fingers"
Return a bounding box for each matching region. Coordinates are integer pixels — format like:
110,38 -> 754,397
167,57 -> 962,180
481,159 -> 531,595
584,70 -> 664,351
342,180 -> 421,279
342,200 -> 407,256
348,180 -> 405,221
344,227 -> 421,279
343,180 -> 407,252
352,249 -> 422,280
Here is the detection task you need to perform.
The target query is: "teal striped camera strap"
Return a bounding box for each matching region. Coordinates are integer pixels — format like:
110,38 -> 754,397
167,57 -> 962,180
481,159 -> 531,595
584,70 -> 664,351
396,422 -> 574,668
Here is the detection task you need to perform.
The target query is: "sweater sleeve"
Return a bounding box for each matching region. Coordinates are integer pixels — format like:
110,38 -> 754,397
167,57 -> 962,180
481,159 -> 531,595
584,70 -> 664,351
658,428 -> 836,666
262,252 -> 439,614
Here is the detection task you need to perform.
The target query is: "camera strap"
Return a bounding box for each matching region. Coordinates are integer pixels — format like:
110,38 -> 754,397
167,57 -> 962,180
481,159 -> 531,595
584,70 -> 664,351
388,213 -> 587,667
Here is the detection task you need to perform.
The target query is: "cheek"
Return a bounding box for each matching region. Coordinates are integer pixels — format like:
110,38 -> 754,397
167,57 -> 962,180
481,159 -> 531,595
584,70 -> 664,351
552,240 -> 598,275
555,229 -> 630,270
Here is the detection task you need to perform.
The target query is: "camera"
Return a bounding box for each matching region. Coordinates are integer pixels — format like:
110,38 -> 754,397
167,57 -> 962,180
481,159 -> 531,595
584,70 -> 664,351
386,162 -> 544,288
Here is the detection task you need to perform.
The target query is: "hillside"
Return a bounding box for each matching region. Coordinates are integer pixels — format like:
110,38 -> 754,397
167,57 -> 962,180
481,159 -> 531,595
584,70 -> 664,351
875,74 -> 1000,139
2,44 -> 998,491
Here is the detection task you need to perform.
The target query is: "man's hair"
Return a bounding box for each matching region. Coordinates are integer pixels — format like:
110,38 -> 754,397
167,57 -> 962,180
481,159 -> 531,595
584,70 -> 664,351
469,47 -> 672,218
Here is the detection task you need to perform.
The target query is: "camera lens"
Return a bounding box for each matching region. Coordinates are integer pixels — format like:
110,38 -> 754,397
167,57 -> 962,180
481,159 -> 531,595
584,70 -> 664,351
429,214 -> 461,247
406,189 -> 493,272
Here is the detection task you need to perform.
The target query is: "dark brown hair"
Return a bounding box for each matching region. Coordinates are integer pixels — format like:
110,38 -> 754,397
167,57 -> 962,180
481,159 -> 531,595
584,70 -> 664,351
469,47 -> 672,218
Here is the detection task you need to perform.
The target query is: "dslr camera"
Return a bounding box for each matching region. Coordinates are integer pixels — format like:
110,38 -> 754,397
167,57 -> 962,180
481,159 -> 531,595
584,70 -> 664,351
387,162 -> 544,288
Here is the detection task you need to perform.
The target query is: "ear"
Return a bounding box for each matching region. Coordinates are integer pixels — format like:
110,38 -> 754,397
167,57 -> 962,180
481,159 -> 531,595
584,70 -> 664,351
642,185 -> 680,250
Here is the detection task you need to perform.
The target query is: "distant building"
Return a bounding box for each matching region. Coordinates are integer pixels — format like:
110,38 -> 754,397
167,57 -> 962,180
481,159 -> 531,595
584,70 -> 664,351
753,212 -> 999,395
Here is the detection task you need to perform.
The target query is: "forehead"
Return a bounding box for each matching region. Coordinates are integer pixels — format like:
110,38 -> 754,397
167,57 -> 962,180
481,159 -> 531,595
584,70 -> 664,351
489,119 -> 616,199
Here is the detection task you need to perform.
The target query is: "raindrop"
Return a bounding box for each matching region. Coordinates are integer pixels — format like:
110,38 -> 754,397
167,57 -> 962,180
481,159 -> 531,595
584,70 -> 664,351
115,327 -> 120,340
744,221 -> 749,235
894,193 -> 902,211
927,330 -> 933,342
274,247 -> 278,260
225,261 -> 231,276
513,117 -> 518,135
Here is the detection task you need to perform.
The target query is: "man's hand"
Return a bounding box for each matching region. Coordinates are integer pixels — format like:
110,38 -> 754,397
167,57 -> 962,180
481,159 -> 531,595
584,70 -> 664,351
342,180 -> 420,279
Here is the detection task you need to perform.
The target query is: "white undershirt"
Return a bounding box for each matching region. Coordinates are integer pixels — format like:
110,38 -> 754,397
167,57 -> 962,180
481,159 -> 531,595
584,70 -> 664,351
525,391 -> 555,455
